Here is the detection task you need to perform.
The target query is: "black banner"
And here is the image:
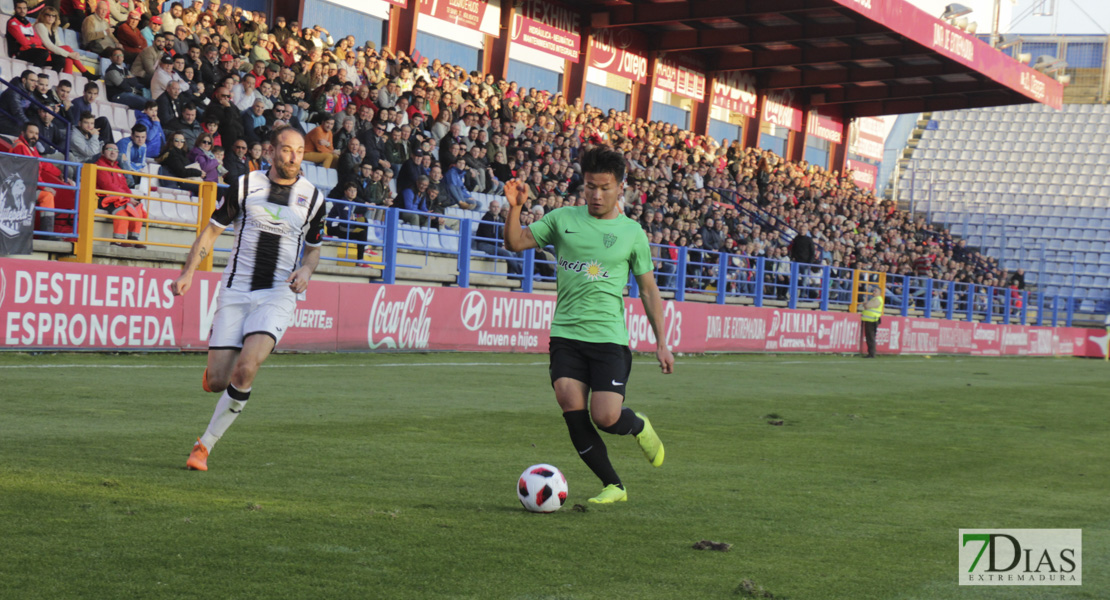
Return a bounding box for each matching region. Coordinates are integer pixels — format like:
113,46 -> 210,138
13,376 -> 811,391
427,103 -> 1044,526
0,154 -> 39,256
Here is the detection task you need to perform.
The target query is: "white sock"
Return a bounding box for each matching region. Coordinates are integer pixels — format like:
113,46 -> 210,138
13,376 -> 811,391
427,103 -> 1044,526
199,384 -> 251,450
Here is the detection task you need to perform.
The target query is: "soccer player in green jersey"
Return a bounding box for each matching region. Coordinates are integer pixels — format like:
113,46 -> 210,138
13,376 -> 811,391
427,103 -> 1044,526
504,145 -> 673,504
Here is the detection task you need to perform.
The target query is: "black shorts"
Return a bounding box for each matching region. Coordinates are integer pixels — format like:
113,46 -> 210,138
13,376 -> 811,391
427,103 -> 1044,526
549,336 -> 632,396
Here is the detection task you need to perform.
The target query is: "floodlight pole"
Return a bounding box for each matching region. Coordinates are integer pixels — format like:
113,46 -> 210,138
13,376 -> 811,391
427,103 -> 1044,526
990,0 -> 1002,48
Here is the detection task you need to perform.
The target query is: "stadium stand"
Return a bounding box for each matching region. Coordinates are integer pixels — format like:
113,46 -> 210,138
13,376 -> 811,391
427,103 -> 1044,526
895,102 -> 1110,311
1,0 -> 1095,325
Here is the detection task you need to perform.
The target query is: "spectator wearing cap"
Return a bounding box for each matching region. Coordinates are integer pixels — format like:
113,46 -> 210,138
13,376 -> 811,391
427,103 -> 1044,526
139,14 -> 160,45
151,53 -> 184,100
358,119 -> 390,170
395,148 -> 428,194
116,12 -> 148,59
28,104 -> 67,159
216,52 -> 237,81
81,0 -> 123,56
111,11 -> 146,63
249,32 -> 273,65
170,23 -> 191,56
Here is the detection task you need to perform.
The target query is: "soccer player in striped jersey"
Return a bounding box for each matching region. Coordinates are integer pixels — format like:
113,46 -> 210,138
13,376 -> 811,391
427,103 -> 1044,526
172,126 -> 326,471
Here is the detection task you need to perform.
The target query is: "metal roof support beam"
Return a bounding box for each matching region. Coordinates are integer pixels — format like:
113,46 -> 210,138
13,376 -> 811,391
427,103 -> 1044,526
851,92 -> 1025,118
652,20 -> 889,52
817,79 -> 999,104
716,42 -> 926,72
594,0 -> 816,28
761,61 -> 970,89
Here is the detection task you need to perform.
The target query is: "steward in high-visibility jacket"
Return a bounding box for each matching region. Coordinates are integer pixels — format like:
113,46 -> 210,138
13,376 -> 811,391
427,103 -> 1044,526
861,288 -> 883,358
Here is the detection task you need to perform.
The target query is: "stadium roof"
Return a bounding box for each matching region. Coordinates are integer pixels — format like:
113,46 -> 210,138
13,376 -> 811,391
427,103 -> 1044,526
585,0 -> 1065,117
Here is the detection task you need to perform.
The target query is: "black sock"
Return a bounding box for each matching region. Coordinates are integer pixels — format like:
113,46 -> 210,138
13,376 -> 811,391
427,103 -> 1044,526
563,410 -> 621,488
597,408 -> 645,437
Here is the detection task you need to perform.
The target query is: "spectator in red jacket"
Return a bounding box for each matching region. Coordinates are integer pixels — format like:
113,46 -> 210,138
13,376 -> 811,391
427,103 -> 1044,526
114,10 -> 147,63
11,122 -> 72,233
6,0 -> 51,68
96,143 -> 148,247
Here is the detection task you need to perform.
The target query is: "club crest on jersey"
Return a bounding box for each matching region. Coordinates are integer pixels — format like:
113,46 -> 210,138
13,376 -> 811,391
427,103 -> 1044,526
296,195 -> 310,207
603,233 -> 617,248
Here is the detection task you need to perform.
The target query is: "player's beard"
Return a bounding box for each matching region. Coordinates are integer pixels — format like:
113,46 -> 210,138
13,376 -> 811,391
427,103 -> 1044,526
273,157 -> 301,181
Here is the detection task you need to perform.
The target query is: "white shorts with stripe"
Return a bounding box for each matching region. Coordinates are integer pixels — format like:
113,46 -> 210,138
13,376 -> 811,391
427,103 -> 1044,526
208,287 -> 297,349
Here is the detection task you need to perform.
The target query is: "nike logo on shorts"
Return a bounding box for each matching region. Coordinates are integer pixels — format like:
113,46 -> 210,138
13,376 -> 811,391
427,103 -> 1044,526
579,445 -> 593,455
611,380 -> 624,386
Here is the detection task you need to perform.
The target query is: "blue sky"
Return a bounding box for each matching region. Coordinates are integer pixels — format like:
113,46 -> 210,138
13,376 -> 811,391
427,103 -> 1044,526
908,0 -> 1109,35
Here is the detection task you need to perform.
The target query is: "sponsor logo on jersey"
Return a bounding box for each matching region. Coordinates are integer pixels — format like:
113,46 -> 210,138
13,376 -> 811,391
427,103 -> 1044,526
558,258 -> 609,281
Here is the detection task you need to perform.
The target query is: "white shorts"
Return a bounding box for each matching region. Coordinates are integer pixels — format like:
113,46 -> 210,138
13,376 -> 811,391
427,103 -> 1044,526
208,287 -> 297,349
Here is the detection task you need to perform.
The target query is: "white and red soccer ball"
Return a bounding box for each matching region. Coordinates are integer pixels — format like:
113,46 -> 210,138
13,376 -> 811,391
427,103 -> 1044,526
517,464 -> 568,513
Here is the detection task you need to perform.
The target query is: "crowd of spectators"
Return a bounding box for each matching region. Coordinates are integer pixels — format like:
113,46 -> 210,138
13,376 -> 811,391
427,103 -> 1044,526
1,0 -> 1013,298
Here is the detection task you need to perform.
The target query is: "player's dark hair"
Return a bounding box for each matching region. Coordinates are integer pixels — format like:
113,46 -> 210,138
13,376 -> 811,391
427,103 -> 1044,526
580,145 -> 626,183
269,124 -> 304,147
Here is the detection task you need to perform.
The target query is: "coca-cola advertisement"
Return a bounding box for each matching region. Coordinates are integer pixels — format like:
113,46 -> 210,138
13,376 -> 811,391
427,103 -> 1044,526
0,259 -> 1103,357
762,90 -> 803,132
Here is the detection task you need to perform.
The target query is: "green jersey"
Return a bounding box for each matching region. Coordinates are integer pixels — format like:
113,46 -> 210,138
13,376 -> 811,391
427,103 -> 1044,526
528,206 -> 653,345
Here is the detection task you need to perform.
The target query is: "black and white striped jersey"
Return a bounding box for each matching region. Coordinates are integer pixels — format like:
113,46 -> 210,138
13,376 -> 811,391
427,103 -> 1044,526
211,170 -> 326,292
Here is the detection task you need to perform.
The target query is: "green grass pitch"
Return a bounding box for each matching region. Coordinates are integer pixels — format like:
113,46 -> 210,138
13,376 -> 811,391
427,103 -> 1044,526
0,352 -> 1107,599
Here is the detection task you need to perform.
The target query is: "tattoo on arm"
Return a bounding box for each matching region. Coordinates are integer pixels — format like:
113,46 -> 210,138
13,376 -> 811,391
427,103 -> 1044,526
199,247 -> 208,259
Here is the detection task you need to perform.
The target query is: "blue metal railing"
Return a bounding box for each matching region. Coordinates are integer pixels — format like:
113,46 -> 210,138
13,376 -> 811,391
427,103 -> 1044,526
32,156 -> 82,240
311,207 -> 1089,326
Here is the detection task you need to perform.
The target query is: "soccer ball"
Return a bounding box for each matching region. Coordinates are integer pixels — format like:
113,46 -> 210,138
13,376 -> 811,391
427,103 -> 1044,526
517,464 -> 568,513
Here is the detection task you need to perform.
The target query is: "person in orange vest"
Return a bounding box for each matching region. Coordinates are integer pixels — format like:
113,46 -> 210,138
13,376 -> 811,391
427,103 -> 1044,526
95,142 -> 148,248
11,122 -> 72,233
